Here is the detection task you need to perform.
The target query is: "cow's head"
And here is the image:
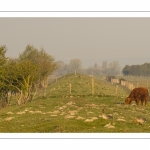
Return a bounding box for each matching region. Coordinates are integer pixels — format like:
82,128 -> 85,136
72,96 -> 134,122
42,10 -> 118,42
125,97 -> 131,104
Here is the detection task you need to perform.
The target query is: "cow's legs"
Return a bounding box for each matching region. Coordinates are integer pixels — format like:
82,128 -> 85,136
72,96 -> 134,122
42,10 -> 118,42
145,98 -> 148,106
136,99 -> 139,105
141,100 -> 144,106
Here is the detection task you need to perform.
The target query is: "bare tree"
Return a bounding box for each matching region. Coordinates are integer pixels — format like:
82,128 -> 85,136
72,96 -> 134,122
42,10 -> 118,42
67,59 -> 82,74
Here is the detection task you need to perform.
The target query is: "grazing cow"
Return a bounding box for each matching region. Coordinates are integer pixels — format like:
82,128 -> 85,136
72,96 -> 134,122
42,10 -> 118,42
125,87 -> 149,106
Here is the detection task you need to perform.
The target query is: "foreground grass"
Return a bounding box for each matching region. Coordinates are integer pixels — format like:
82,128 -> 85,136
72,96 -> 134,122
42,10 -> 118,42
0,74 -> 150,133
0,95 -> 150,133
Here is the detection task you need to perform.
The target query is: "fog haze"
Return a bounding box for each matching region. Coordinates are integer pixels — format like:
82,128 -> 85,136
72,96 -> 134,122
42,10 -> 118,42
1,18 -> 150,68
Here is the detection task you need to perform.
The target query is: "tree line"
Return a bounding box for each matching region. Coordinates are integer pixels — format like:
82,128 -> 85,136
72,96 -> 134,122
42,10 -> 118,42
122,63 -> 150,76
54,60 -> 121,76
0,45 -> 58,108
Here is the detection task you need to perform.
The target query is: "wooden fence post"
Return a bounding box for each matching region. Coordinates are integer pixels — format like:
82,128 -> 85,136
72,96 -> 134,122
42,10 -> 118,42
69,84 -> 72,95
92,77 -> 94,96
116,85 -> 118,98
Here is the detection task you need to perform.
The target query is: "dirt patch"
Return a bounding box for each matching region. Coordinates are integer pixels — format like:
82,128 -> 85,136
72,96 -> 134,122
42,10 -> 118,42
58,107 -> 64,110
66,101 -> 76,106
50,115 -> 58,117
39,105 -> 46,109
24,108 -> 30,112
65,115 -> 75,119
91,117 -> 98,120
76,116 -> 85,120
7,112 -> 14,115
27,110 -> 47,114
113,112 -> 119,116
60,112 -> 66,116
84,117 -> 98,122
28,111 -> 35,114
17,111 -> 26,115
84,119 -> 94,122
87,111 -> 94,114
117,118 -> 126,122
52,110 -> 60,114
104,123 -> 115,128
100,104 -> 107,107
5,117 -> 14,121
77,107 -> 83,111
86,104 -> 99,108
34,111 -> 43,114
68,110 -> 78,115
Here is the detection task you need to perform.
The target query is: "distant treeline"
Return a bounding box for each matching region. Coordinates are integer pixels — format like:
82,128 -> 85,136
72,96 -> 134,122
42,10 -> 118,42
122,63 -> 150,76
54,60 -> 121,76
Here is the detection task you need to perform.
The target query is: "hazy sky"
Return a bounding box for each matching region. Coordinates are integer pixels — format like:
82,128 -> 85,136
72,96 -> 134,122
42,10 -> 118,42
1,17 -> 150,68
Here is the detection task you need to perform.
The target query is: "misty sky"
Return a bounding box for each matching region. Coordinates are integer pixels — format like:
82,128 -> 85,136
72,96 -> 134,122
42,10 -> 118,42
1,17 -> 150,68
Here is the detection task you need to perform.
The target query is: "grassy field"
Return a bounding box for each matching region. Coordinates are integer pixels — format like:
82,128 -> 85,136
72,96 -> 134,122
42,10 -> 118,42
0,74 -> 150,133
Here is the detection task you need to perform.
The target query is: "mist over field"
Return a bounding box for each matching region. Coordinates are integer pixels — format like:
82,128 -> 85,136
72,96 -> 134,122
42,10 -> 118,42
1,18 -> 150,69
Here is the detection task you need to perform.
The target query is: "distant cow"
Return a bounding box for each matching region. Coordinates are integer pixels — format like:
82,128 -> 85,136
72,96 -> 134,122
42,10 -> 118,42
125,87 -> 149,106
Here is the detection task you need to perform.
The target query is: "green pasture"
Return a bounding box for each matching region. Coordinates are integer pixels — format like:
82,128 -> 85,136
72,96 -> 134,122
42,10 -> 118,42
0,74 -> 150,133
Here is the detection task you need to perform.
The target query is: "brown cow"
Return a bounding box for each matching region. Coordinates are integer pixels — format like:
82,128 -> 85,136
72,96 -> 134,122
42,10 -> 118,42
125,87 -> 149,106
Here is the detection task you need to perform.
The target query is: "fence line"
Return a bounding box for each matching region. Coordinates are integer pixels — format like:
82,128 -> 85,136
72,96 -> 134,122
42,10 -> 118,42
107,77 -> 135,91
